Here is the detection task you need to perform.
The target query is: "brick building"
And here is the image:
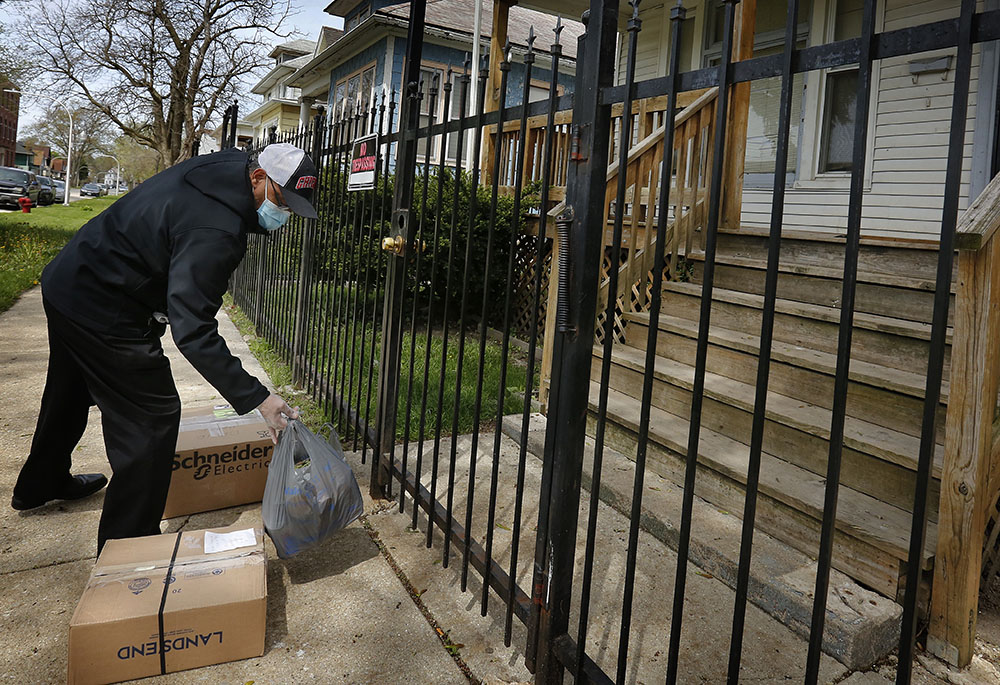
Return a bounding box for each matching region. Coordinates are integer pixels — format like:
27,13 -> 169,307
0,84 -> 17,168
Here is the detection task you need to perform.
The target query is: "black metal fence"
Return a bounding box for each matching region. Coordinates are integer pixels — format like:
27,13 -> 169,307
227,0 -> 998,682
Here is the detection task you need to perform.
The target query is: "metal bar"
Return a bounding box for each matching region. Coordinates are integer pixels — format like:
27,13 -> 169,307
526,22 -> 591,671
508,19 -> 562,649
421,69 -> 454,550
388,84 -> 424,501
665,1 -> 739,681
355,95 -> 387,460
804,0 -> 879,679
367,91 -> 397,473
402,79 -> 438,527
346,100 -> 377,448
338,106 -> 366,434
897,0 -> 975,681
321,116 -> 347,419
552,633 -> 615,685
462,48 -> 511,592
434,59 -> 469,562
446,56 -> 489,571
332,110 -> 362,433
373,0 -> 426,499
483,34 -> 534,620
311,117 -> 333,410
533,2 -> 618,681
577,1 -> 640,679
725,0 -> 798,678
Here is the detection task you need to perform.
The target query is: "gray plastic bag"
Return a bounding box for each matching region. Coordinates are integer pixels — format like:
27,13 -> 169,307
262,420 -> 364,558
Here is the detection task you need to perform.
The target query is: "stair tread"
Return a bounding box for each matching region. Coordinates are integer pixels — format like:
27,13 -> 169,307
590,381 -> 937,563
687,250 -> 953,294
662,281 -> 953,343
723,225 -> 942,251
600,343 -> 944,480
625,309 -> 950,403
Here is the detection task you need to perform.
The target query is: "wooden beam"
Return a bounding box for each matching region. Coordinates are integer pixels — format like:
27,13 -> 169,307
721,0 -> 756,230
928,237 -> 1000,667
956,170 -> 1000,251
481,0 -> 514,186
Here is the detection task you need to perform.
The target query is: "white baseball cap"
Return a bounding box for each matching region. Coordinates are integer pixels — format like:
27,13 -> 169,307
257,143 -> 319,219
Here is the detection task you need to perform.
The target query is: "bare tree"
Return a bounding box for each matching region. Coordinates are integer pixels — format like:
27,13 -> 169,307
25,105 -> 114,180
22,0 -> 292,166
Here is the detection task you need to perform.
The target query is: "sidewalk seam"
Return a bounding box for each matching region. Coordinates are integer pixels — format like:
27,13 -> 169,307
359,508 -> 477,684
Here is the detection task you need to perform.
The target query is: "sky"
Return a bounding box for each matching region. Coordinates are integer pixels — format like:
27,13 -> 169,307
16,2 -> 346,136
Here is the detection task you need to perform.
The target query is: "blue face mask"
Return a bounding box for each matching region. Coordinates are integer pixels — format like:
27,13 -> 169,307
256,178 -> 291,231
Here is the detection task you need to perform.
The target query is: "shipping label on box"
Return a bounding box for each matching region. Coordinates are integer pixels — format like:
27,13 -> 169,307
164,404 -> 274,518
68,525 -> 267,685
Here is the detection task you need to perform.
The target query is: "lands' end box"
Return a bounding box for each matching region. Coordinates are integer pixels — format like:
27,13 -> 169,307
164,404 -> 274,518
68,525 -> 267,685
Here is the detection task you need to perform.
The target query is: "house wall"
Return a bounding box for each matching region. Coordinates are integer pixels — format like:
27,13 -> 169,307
610,0 -> 981,239
0,88 -> 17,168
738,0 -> 980,239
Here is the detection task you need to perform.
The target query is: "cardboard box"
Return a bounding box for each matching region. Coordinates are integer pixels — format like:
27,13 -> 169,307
164,404 -> 274,518
68,525 -> 267,685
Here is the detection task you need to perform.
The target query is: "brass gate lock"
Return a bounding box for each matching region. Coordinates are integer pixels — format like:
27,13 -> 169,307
382,235 -> 405,255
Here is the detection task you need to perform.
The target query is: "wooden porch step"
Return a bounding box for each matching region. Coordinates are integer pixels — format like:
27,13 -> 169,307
714,228 -> 947,281
623,310 -> 948,441
685,251 -> 955,326
660,281 -> 952,375
588,381 -> 936,598
593,344 -> 942,519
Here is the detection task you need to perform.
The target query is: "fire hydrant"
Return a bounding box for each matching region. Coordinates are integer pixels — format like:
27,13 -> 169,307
17,196 -> 31,213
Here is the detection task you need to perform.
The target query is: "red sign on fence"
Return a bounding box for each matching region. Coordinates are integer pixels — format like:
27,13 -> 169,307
348,134 -> 378,191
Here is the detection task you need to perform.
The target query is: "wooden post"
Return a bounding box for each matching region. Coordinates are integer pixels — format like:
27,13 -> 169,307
481,0 -> 514,186
721,0 -> 756,230
928,237 -> 1000,667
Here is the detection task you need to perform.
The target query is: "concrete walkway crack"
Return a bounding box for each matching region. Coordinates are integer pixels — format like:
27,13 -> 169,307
359,511 -> 477,683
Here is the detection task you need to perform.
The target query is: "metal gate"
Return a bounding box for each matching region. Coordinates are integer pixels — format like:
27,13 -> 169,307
229,0 -> 1000,681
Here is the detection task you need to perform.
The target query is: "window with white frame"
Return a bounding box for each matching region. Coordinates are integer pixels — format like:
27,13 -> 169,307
345,5 -> 371,33
818,0 -> 864,173
333,64 -> 376,121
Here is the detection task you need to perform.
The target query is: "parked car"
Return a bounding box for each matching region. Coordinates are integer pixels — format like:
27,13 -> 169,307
53,180 -> 66,203
0,166 -> 41,208
80,183 -> 107,197
117,183 -> 128,193
36,176 -> 55,206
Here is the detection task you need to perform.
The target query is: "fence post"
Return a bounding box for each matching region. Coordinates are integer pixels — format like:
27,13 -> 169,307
229,100 -> 239,149
291,112 -> 325,384
372,0 -> 427,499
532,1 -> 619,681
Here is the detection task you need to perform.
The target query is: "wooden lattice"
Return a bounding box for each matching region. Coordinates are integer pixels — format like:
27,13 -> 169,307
510,233 -> 552,341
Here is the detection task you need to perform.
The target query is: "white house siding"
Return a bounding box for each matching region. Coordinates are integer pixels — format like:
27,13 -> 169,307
616,2 -> 670,84
740,0 -> 982,239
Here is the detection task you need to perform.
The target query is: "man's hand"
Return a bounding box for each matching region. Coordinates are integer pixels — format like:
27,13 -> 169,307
257,393 -> 300,444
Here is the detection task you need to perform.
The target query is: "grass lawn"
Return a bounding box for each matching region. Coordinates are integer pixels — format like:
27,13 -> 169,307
0,198 -> 117,313
224,293 -> 535,445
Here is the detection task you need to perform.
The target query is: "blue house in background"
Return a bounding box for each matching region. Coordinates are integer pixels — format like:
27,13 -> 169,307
285,0 -> 582,162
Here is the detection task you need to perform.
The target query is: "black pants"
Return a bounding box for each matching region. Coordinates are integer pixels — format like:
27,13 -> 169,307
14,297 -> 181,553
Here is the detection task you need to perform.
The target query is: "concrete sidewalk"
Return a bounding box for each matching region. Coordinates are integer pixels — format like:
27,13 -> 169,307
0,287 -> 473,684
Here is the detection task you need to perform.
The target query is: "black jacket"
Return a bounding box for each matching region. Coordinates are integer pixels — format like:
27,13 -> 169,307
42,150 -> 270,414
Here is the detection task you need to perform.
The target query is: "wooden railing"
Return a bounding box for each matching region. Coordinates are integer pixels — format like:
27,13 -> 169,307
928,172 -> 1000,667
595,87 -> 718,343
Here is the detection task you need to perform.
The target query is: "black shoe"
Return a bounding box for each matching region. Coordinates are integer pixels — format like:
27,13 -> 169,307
11,473 -> 109,511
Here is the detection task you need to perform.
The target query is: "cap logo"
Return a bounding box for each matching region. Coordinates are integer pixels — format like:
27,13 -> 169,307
295,176 -> 317,190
